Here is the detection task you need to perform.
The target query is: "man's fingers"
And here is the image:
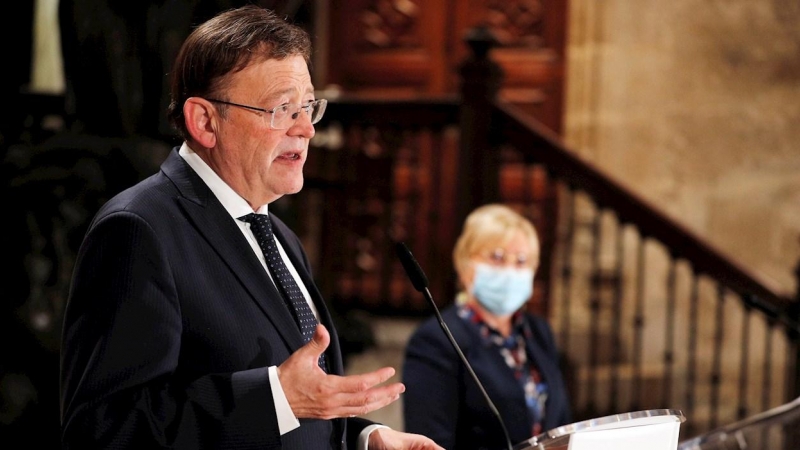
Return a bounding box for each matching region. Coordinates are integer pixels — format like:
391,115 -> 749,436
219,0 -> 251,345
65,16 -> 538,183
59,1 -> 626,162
335,383 -> 404,418
336,367 -> 397,393
283,334 -> 404,420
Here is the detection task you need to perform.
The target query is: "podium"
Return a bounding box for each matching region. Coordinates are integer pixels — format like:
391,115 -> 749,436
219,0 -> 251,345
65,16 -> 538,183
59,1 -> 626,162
513,409 -> 686,450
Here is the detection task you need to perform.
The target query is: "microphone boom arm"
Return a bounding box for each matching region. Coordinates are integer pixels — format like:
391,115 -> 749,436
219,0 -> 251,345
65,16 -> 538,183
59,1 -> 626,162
396,242 -> 514,450
419,286 -> 514,450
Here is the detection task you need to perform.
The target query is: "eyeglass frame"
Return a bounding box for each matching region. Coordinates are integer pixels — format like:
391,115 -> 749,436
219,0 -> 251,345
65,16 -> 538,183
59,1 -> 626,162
474,247 -> 536,269
205,98 -> 328,129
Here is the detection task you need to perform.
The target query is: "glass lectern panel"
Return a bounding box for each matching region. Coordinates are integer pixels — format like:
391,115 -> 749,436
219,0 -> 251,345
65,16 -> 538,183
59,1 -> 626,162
514,409 -> 686,450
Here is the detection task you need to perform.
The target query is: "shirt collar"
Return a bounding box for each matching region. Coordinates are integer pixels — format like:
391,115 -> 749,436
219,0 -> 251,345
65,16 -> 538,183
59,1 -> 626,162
178,142 -> 269,218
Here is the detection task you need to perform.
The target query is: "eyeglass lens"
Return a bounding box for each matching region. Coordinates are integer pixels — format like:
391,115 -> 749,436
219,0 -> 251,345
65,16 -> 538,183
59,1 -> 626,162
485,248 -> 530,267
272,99 -> 327,129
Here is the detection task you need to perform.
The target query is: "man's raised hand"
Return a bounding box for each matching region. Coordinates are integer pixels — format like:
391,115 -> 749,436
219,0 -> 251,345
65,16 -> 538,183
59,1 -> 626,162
278,324 -> 405,419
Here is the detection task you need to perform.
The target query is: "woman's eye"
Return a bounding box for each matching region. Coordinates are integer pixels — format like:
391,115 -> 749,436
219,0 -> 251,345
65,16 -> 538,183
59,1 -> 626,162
489,250 -> 505,263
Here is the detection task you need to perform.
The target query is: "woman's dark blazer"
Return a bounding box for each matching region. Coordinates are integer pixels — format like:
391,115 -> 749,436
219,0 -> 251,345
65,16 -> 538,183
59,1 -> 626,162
60,147 -> 372,449
402,305 -> 572,450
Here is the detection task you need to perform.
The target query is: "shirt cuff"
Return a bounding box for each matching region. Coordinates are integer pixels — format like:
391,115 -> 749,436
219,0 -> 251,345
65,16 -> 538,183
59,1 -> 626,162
359,424 -> 390,450
268,365 -> 300,434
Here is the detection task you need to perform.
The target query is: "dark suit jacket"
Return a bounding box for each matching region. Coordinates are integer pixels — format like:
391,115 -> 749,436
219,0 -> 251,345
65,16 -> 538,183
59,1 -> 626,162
60,147 -> 373,449
402,305 -> 572,450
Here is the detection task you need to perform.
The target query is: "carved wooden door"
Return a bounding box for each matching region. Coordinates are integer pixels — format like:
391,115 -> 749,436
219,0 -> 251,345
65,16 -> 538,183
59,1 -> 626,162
325,0 -> 566,130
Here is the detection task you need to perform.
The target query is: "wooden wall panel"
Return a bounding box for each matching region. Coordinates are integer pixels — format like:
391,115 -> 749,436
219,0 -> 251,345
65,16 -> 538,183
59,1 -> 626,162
326,0 -> 567,130
328,0 -> 449,95
449,0 -> 567,132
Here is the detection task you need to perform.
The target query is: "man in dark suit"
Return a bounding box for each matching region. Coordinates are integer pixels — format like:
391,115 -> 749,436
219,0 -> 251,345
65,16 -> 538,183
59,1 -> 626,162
59,5 -> 443,449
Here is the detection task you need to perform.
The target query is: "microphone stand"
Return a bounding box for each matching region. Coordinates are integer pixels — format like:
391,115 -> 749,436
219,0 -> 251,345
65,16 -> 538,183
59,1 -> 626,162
396,242 -> 514,450
418,286 -> 514,450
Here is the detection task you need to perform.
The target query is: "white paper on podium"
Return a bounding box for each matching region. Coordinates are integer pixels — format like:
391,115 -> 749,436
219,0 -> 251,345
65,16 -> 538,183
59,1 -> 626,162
567,419 -> 681,450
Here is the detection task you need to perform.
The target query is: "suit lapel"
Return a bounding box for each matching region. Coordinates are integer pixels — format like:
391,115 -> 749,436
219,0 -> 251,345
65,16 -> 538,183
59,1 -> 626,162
161,149 -> 305,351
522,317 -> 557,389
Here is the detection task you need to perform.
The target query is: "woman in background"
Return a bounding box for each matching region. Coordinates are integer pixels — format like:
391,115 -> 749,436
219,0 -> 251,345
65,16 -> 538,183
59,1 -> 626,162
402,204 -> 572,449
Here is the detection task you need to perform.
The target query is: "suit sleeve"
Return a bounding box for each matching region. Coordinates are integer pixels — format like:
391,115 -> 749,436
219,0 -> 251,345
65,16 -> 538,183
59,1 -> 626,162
60,211 -> 281,449
402,317 -> 463,449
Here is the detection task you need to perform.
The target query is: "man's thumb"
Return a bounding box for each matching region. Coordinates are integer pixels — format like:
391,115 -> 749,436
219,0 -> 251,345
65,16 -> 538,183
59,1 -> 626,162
309,324 -> 330,355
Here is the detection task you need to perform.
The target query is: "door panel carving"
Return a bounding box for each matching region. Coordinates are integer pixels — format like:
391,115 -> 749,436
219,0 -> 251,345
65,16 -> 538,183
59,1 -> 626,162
326,0 -> 566,131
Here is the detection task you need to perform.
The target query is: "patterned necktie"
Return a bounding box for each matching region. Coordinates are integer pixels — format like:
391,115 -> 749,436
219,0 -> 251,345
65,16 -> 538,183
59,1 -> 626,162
239,213 -> 326,370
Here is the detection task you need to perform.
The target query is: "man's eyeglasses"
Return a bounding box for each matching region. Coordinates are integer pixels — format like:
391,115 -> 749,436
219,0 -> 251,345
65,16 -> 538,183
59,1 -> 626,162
206,98 -> 327,130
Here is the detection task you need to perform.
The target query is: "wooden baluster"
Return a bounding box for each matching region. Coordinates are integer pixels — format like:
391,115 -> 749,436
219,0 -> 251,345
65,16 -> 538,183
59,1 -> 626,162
762,316 -> 774,448
662,255 -> 677,409
539,167 -> 560,317
684,274 -> 700,437
558,186 -> 576,355
609,221 -> 625,413
586,205 -> 602,417
631,235 -> 647,412
556,185 -> 578,418
709,283 -> 726,429
737,295 -> 753,420
763,316 -> 775,410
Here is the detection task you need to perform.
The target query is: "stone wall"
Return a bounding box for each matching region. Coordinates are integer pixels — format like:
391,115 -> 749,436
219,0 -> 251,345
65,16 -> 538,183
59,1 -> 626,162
564,0 -> 800,296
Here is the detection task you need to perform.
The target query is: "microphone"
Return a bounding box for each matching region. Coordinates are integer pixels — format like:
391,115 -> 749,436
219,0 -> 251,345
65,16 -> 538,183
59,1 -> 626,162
395,242 -> 514,450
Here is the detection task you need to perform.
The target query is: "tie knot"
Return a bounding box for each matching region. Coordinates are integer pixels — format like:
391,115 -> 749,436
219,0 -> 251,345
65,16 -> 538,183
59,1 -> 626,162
239,213 -> 273,236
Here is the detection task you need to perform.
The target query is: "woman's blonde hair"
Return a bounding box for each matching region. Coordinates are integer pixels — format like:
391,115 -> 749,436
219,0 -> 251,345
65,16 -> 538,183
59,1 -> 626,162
452,204 -> 539,280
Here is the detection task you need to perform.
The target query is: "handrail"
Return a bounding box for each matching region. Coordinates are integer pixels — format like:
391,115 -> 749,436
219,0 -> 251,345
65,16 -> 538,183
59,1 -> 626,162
494,100 -> 794,310
677,396 -> 800,449
314,95 -> 797,334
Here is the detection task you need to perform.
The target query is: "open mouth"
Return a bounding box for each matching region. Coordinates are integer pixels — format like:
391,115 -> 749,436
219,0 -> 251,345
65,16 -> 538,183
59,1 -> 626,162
279,152 -> 301,161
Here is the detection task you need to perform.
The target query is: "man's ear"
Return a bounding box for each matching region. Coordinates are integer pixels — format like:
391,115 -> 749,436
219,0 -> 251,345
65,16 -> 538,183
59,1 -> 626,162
184,97 -> 218,148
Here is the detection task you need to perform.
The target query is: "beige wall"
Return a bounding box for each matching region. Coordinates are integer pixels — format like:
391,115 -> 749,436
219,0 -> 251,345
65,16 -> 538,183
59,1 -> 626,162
564,0 -> 800,296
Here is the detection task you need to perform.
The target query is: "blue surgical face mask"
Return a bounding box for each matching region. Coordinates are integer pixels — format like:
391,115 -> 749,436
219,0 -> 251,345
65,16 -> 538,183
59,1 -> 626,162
470,263 -> 534,316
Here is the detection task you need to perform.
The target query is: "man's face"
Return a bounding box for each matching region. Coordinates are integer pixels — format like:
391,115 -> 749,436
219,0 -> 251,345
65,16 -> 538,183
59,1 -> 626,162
209,54 -> 316,207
